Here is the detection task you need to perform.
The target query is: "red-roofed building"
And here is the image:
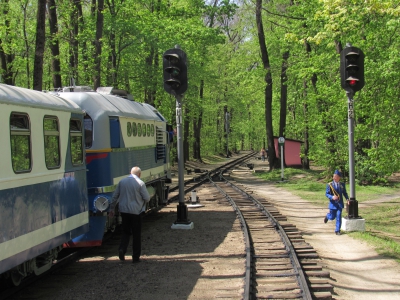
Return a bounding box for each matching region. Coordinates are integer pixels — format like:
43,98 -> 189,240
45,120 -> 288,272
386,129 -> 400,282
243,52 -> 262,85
273,137 -> 303,167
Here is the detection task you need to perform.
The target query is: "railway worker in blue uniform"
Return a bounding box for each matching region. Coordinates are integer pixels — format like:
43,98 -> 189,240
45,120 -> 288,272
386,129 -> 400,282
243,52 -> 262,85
324,170 -> 349,235
112,166 -> 150,263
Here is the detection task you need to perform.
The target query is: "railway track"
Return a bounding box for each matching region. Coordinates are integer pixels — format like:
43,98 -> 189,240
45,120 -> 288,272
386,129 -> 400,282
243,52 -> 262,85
166,151 -> 257,203
209,173 -> 333,299
167,153 -> 332,299
1,153 -> 333,299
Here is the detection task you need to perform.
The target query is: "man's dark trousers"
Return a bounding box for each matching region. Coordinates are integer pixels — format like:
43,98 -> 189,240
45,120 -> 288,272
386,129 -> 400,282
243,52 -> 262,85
119,212 -> 142,260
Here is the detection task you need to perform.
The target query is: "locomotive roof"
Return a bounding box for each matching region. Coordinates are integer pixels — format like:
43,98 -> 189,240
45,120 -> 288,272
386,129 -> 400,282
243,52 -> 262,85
0,84 -> 83,113
56,90 -> 165,121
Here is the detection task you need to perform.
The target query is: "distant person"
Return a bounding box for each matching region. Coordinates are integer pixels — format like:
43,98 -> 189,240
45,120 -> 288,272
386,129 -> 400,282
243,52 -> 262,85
112,166 -> 150,263
260,148 -> 266,162
324,170 -> 349,235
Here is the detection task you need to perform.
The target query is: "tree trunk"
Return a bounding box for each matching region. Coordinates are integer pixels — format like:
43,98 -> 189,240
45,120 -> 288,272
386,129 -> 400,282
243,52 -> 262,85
47,0 -> 62,89
33,0 -> 47,91
256,0 -> 277,169
76,0 -> 88,84
106,0 -> 117,87
184,106 -> 189,163
68,0 -> 80,85
279,51 -> 289,166
279,51 -> 289,137
144,46 -> 156,106
193,112 -> 203,162
302,40 -> 315,169
93,0 -> 104,90
22,2 -> 31,88
193,79 -> 204,162
0,0 -> 15,85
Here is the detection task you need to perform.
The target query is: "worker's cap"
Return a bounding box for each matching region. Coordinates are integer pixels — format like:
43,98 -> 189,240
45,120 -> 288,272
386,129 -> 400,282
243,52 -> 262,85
334,170 -> 342,177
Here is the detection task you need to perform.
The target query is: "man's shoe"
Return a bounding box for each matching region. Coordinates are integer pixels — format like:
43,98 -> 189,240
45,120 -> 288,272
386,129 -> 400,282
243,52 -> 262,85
335,231 -> 341,235
324,217 -> 328,223
118,250 -> 125,261
132,258 -> 141,264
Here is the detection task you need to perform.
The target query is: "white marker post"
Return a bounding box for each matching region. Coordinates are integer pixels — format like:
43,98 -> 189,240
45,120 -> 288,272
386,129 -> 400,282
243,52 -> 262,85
278,137 -> 285,181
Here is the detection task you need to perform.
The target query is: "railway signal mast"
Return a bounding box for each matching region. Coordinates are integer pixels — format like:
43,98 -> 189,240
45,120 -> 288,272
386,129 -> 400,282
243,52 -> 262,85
340,43 -> 365,231
163,45 -> 193,229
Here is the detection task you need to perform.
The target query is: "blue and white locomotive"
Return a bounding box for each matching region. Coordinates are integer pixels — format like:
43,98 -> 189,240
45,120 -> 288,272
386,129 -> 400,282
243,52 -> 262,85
54,86 -> 172,247
0,84 -> 89,285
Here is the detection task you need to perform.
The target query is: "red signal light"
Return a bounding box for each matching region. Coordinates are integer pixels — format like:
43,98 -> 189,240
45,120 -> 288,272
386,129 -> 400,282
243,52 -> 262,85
349,79 -> 357,86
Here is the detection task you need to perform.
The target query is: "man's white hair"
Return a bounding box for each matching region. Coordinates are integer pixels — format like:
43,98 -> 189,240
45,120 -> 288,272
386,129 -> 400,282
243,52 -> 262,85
131,166 -> 141,175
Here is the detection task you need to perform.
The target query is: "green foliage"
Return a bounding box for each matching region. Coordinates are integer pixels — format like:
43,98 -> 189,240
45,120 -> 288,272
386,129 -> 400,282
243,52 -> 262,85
1,0 -> 400,174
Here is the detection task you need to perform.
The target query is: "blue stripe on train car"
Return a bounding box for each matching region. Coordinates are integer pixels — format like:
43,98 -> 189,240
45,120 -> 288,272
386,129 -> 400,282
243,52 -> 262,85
65,216 -> 106,247
0,170 -> 88,274
0,223 -> 88,274
86,148 -> 165,188
0,171 -> 88,241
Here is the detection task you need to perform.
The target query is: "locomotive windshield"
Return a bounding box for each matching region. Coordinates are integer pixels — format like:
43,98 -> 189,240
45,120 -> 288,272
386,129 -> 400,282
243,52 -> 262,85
84,114 -> 93,148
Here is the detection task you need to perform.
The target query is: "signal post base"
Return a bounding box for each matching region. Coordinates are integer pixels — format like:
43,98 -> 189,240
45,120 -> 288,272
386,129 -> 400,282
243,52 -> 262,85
341,217 -> 365,232
171,203 -> 194,230
171,222 -> 194,230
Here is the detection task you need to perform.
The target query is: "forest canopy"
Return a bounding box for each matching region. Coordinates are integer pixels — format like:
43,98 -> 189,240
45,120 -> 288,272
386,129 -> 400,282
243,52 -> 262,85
1,0 -> 399,183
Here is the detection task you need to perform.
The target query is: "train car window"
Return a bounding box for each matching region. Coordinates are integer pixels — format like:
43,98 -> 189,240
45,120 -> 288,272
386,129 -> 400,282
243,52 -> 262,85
127,122 -> 132,137
84,115 -> 93,148
151,124 -> 155,136
147,124 -> 151,137
142,123 -> 146,137
10,113 -> 31,173
43,116 -> 61,169
70,119 -> 84,165
137,123 -> 142,137
132,122 -> 137,137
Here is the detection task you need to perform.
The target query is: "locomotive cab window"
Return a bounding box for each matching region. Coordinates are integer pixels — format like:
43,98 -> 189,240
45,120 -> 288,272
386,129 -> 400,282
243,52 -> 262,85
70,119 -> 84,165
84,114 -> 93,148
142,123 -> 146,136
44,116 -> 61,169
132,122 -> 137,137
10,113 -> 31,173
127,122 -> 132,137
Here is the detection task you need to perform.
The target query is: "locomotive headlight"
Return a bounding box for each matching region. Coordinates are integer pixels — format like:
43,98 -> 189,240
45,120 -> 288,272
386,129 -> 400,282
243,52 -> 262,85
93,195 -> 111,212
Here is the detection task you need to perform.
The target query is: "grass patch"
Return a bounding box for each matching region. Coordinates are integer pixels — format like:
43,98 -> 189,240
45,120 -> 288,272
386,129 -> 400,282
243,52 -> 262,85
255,167 -> 400,262
358,201 -> 400,235
350,201 -> 400,262
348,231 -> 400,263
256,168 -> 329,207
255,168 -> 400,206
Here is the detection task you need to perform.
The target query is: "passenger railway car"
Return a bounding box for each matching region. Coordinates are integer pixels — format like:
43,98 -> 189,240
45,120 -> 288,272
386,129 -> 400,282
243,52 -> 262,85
0,84 -> 89,285
56,86 -> 172,247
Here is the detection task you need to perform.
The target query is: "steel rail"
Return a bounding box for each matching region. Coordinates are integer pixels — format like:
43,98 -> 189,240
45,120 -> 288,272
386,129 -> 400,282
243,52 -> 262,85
209,175 -> 252,300
167,151 -> 256,202
224,177 -> 313,300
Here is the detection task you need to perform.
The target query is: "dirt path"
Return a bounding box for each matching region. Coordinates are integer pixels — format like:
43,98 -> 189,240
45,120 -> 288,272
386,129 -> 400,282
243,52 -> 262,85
359,193 -> 400,207
230,161 -> 400,300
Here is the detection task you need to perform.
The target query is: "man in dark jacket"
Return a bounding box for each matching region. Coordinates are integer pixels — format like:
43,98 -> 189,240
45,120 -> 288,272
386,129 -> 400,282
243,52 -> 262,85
112,166 -> 150,262
324,170 -> 349,235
